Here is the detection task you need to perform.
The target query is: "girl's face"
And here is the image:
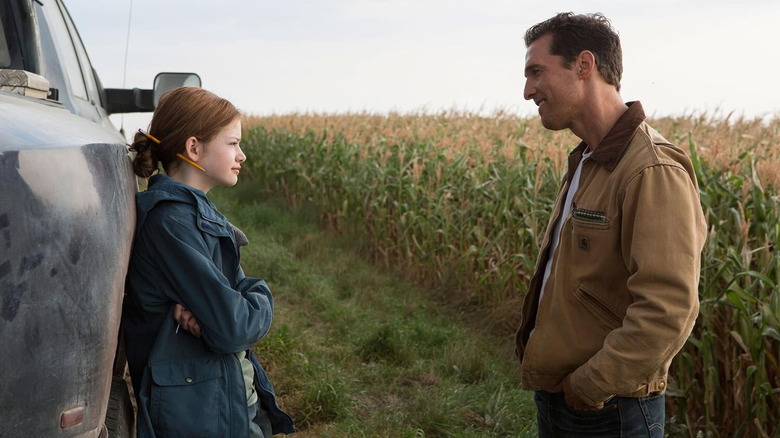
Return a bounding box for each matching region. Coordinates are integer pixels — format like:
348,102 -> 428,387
198,118 -> 245,190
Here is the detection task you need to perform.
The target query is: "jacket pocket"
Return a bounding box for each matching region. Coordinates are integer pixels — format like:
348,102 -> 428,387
197,212 -> 231,238
571,207 -> 610,230
150,357 -> 223,437
574,286 -> 623,331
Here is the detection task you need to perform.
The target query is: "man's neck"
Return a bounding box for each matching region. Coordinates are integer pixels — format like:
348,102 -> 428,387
570,91 -> 628,151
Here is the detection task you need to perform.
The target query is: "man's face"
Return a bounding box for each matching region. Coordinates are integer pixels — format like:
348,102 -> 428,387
523,34 -> 582,131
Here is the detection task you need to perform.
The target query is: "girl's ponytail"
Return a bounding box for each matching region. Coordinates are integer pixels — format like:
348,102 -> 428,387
130,130 -> 160,178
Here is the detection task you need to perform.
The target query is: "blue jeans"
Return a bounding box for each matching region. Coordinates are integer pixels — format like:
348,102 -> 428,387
535,391 -> 665,437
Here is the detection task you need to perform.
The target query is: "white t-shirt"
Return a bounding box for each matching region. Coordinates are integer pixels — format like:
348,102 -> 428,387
236,350 -> 258,406
538,149 -> 592,303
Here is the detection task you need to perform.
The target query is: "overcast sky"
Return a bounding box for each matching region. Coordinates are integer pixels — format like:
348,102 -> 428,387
65,0 -> 779,136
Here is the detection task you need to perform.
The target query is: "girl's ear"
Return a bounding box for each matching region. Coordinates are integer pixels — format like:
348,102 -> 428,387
183,136 -> 201,162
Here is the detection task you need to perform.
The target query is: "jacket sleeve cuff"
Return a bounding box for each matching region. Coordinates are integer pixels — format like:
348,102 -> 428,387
570,369 -> 615,407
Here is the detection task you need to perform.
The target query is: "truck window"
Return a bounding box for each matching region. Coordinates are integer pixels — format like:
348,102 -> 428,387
0,1 -> 16,68
0,15 -> 10,67
58,0 -> 99,104
33,0 -> 87,101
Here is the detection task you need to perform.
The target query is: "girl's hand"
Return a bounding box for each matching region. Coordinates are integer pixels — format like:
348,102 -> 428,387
174,303 -> 202,338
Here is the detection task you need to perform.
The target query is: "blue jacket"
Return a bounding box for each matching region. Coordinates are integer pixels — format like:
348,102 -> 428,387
123,174 -> 294,437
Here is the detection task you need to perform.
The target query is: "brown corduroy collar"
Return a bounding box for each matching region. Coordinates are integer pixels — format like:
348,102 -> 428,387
571,101 -> 647,171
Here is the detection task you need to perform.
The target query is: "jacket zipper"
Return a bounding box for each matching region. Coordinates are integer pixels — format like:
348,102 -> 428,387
223,355 -> 234,436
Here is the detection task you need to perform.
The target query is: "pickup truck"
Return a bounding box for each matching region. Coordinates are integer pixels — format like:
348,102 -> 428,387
0,1 -> 198,436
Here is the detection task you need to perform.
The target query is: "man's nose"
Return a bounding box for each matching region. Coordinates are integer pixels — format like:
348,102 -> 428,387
523,79 -> 534,101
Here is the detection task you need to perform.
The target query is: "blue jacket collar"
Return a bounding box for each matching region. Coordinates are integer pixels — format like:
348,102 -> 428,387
136,174 -> 229,238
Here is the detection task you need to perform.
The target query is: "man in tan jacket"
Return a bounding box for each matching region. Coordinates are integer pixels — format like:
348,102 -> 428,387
515,12 -> 707,437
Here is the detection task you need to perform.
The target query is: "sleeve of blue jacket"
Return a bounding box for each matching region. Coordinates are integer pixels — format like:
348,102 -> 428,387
139,208 -> 274,354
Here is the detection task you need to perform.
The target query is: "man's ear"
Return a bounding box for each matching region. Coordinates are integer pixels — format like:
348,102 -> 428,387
183,136 -> 201,161
576,50 -> 596,78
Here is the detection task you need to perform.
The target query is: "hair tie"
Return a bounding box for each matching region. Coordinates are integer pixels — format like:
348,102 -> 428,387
138,129 -> 161,144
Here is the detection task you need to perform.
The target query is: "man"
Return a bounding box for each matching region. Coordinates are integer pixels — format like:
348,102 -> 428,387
514,12 -> 707,437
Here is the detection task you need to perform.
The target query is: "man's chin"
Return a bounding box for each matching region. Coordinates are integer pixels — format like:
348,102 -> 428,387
540,118 -> 567,131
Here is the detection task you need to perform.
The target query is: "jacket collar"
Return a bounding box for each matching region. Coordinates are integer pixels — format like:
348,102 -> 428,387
571,101 -> 646,171
143,175 -> 248,245
141,174 -> 227,228
147,173 -> 206,198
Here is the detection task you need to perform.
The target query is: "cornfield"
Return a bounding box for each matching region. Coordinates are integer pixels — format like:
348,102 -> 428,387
239,110 -> 780,437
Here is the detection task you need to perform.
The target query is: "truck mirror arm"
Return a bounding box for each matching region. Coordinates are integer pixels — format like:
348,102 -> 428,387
104,87 -> 154,114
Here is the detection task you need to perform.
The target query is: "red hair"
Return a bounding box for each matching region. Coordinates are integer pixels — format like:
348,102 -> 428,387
131,87 -> 240,178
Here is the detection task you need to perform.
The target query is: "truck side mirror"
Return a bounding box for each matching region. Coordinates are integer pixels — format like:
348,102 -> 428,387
153,73 -> 202,107
104,72 -> 201,114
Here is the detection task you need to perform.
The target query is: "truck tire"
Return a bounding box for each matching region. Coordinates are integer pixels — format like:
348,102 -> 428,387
105,377 -> 135,438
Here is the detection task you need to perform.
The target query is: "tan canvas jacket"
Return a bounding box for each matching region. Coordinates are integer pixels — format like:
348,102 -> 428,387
515,102 -> 707,406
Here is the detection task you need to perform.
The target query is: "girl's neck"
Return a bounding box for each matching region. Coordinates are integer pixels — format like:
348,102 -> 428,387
168,165 -> 212,193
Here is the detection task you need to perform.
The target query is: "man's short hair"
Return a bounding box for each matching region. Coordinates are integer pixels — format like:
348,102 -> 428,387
525,12 -> 623,91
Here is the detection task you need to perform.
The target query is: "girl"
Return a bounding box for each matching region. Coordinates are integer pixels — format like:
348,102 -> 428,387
123,87 -> 294,437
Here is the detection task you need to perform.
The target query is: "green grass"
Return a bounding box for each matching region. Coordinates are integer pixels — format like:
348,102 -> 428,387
210,186 -> 537,437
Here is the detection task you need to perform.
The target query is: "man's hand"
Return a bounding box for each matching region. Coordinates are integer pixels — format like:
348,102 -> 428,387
173,303 -> 202,338
560,374 -> 605,411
